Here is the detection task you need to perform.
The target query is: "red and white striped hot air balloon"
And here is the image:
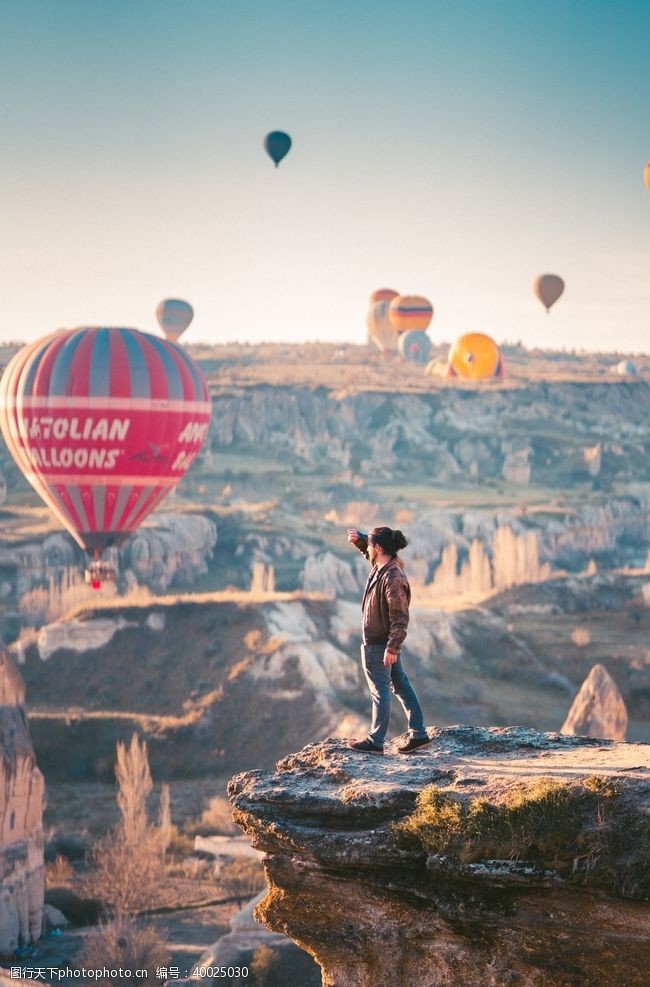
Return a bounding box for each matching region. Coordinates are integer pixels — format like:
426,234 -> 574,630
0,327 -> 212,580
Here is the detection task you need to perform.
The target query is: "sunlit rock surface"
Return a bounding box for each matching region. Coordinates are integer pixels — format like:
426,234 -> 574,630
230,726 -> 650,987
0,647 -> 44,953
36,615 -> 136,661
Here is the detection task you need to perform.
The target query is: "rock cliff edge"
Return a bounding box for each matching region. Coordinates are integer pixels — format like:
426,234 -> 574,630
230,726 -> 649,987
0,647 -> 44,954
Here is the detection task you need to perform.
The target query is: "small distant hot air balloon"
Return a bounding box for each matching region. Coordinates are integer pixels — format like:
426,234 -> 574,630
425,357 -> 448,378
369,288 -> 399,304
156,299 -> 194,343
533,274 -> 565,313
264,131 -> 292,167
388,295 -> 433,333
0,328 -> 212,580
447,333 -> 504,380
613,359 -> 637,377
644,161 -> 650,192
366,300 -> 400,353
398,330 -> 432,364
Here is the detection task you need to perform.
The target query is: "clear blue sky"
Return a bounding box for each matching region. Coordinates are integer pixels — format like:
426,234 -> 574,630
1,0 -> 648,352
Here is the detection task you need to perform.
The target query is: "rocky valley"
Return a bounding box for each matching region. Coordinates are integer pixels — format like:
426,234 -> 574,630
0,342 -> 648,982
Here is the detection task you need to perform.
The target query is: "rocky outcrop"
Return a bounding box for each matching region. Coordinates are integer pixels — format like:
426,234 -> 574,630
230,727 -> 650,987
36,615 -> 136,662
302,552 -> 364,598
0,647 -> 45,953
562,663 -> 629,741
120,512 -> 217,593
184,890 -> 320,986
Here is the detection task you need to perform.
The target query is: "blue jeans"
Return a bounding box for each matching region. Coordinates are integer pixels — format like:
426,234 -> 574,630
361,643 -> 427,748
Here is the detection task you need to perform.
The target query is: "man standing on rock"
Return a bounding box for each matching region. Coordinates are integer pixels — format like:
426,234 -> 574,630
346,526 -> 431,755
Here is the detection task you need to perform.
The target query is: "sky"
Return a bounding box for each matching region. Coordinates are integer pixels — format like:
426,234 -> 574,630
0,0 -> 648,353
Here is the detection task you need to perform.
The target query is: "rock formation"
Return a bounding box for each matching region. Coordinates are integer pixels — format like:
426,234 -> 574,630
184,890 -> 320,986
0,513 -> 216,626
230,727 -> 650,987
427,527 -> 551,599
0,646 -> 45,954
561,663 -> 629,741
302,551 -> 363,598
120,512 -> 217,593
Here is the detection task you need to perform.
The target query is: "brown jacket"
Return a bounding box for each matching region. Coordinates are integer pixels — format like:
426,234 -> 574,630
353,533 -> 410,653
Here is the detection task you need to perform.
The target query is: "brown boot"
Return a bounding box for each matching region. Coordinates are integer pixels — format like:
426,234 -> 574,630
397,736 -> 431,754
348,738 -> 384,754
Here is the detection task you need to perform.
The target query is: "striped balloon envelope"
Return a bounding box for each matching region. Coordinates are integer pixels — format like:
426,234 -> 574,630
388,295 -> 433,333
369,288 -> 399,304
0,327 -> 212,557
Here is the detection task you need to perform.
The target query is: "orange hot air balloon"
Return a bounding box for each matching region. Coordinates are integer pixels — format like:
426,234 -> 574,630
644,161 -> 650,192
447,333 -> 504,380
366,300 -> 400,352
533,274 -> 565,313
369,288 -> 399,304
388,295 -> 433,333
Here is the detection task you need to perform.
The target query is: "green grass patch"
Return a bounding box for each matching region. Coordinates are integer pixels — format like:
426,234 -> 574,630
393,776 -> 649,899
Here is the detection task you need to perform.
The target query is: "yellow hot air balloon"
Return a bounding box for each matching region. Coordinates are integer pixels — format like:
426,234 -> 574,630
366,300 -> 400,352
533,274 -> 564,313
644,161 -> 650,192
369,288 -> 399,304
447,333 -> 504,380
388,295 -> 433,333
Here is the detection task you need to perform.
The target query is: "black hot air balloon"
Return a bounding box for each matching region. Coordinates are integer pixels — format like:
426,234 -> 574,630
264,131 -> 292,167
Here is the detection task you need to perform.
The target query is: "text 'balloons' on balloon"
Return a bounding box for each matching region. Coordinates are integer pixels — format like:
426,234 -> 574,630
264,131 -> 292,167
369,288 -> 399,304
366,300 -> 400,353
533,274 -> 565,313
388,295 -> 433,333
644,161 -> 650,192
156,298 -> 194,343
447,332 -> 504,380
398,330 -> 432,364
0,327 -> 212,558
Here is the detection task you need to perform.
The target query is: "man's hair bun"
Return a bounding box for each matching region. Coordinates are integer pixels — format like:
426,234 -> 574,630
391,529 -> 408,552
369,525 -> 408,555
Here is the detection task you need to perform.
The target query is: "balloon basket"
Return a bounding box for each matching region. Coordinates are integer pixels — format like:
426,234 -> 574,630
84,559 -> 117,590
